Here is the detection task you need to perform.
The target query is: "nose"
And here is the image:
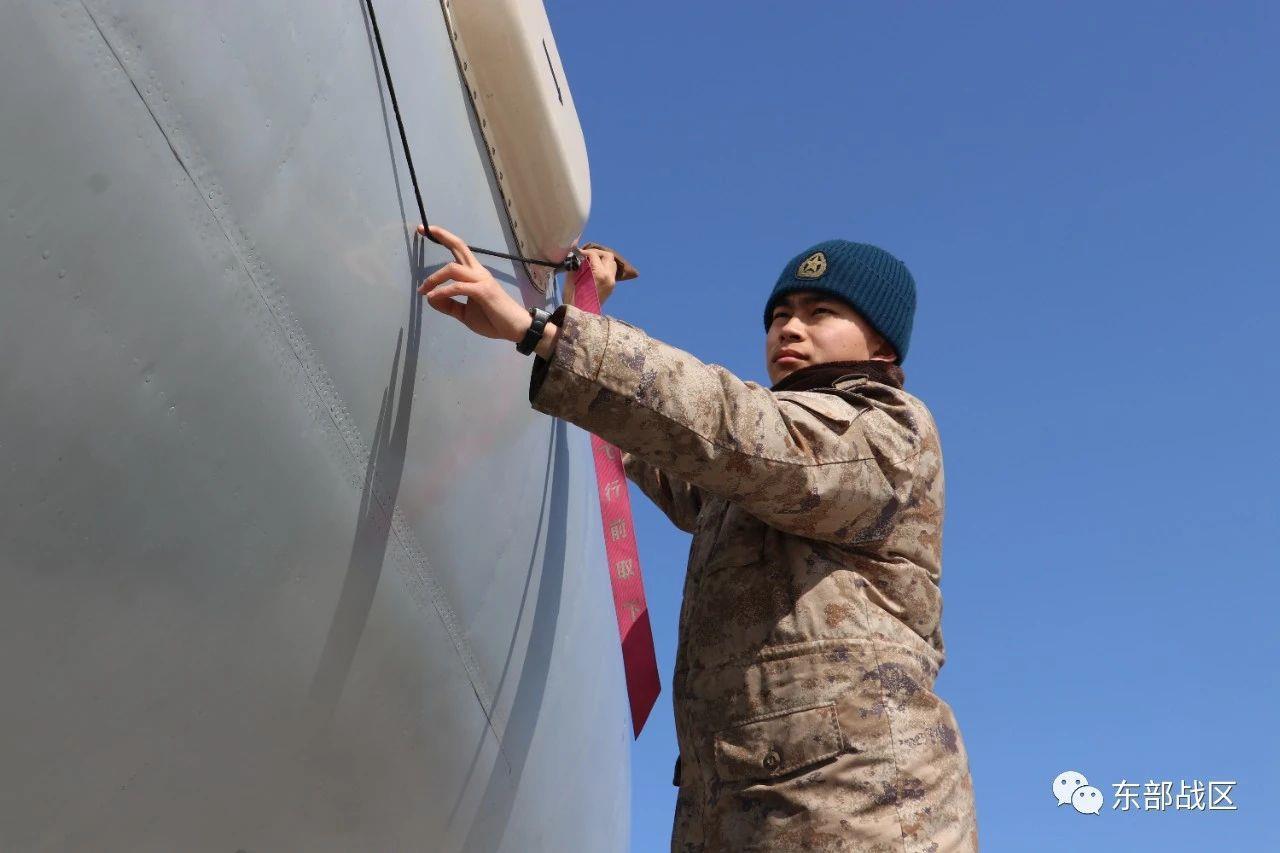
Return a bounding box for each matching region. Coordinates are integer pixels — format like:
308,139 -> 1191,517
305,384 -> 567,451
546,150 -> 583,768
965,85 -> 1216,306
778,314 -> 806,342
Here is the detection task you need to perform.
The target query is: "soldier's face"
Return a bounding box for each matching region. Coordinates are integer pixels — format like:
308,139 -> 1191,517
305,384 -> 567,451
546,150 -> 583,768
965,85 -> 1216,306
765,291 -> 896,385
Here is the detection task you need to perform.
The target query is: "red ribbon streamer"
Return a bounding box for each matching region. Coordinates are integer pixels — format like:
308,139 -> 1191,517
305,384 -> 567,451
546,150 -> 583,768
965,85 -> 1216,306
568,259 -> 660,738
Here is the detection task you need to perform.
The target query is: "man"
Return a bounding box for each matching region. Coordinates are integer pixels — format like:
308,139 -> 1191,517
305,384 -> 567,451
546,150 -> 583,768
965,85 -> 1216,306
417,224 -> 979,851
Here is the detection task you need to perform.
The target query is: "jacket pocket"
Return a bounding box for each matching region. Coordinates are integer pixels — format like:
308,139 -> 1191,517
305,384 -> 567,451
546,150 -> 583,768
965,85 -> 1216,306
712,701 -> 845,783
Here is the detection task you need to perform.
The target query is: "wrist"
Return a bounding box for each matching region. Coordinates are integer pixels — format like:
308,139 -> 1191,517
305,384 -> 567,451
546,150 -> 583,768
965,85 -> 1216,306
532,321 -> 560,359
515,306 -> 551,355
513,311 -> 534,343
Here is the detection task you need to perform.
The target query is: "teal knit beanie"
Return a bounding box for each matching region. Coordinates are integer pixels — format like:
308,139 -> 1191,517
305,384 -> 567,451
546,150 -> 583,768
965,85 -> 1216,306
763,239 -> 917,363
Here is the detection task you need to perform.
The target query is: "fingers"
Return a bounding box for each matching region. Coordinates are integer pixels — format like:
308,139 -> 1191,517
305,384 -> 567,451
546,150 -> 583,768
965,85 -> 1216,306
423,277 -> 488,305
425,224 -> 480,269
579,248 -> 618,300
418,261 -> 480,294
583,247 -> 618,278
426,290 -> 465,320
423,280 -> 472,314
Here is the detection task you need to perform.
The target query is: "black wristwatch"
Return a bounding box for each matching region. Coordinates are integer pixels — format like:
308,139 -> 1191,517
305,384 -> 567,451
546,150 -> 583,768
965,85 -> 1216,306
516,306 -> 551,356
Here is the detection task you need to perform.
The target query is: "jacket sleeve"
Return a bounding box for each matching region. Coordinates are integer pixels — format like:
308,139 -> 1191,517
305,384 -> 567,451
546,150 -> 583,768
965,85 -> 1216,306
529,305 -> 922,545
621,451 -> 704,534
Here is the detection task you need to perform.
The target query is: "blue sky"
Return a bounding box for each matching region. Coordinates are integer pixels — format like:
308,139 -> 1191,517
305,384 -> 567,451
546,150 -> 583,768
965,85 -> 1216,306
545,2 -> 1278,850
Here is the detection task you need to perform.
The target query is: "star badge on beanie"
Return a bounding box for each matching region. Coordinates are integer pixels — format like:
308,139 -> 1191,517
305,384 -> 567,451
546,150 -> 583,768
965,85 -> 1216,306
797,251 -> 827,279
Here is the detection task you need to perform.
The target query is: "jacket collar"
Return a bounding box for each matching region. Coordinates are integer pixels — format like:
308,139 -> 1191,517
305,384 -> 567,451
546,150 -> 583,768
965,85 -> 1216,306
769,359 -> 905,393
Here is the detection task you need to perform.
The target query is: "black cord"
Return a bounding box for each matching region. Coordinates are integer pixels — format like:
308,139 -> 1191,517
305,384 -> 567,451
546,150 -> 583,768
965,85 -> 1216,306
362,0 -> 578,272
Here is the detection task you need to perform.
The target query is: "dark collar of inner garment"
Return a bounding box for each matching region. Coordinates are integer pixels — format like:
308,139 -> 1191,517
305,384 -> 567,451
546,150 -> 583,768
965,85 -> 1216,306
769,359 -> 905,393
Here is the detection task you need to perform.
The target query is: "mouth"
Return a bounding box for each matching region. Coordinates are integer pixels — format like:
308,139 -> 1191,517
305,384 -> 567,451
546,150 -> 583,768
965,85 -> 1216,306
773,350 -> 806,366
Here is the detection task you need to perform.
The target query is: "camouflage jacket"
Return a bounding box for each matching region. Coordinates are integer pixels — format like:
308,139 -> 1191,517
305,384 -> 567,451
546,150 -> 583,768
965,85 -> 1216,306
530,304 -> 978,851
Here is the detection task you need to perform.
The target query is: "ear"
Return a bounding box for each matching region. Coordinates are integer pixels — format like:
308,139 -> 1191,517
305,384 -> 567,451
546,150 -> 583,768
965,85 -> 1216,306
870,333 -> 897,362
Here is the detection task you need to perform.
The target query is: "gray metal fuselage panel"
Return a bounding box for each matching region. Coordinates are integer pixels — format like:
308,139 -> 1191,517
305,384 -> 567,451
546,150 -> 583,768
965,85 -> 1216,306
0,2 -> 628,850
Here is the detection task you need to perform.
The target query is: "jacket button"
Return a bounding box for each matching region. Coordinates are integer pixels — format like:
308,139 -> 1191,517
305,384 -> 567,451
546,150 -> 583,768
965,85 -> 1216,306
763,750 -> 781,771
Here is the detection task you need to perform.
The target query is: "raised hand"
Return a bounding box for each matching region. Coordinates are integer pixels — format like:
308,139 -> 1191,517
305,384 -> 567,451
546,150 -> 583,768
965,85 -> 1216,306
579,246 -> 619,305
417,224 -> 531,343
566,243 -> 638,307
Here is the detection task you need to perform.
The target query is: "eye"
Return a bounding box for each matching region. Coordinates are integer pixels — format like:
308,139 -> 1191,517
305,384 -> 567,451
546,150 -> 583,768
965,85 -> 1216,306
813,306 -> 833,315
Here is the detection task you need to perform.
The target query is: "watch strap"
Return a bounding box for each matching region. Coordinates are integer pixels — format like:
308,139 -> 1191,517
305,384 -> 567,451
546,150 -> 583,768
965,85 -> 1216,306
516,306 -> 550,355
